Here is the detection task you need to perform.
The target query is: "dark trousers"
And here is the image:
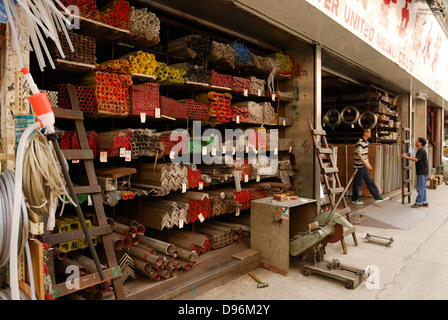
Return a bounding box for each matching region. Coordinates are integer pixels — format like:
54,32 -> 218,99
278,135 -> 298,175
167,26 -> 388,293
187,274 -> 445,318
352,165 -> 381,201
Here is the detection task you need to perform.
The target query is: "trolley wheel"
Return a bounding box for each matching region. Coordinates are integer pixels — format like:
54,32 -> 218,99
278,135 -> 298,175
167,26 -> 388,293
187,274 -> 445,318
344,282 -> 353,289
302,269 -> 312,277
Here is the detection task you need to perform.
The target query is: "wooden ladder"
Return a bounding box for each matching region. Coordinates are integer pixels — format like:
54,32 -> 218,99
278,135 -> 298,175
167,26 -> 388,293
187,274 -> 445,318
401,127 -> 412,204
309,121 -> 358,254
41,84 -> 125,300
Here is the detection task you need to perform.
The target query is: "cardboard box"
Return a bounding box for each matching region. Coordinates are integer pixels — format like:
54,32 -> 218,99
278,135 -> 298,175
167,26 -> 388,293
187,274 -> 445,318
429,178 -> 438,189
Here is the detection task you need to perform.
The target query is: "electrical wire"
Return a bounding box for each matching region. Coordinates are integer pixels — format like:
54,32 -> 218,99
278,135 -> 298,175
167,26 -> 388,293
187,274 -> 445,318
341,106 -> 360,125
323,108 -> 342,128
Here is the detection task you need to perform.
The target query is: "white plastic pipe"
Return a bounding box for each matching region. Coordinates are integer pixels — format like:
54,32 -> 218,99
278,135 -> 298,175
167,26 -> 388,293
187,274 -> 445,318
9,122 -> 41,300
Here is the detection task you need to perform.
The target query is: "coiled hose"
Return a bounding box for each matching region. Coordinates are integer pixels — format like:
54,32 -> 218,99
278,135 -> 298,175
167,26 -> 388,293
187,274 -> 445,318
323,109 -> 342,128
341,106 -> 360,125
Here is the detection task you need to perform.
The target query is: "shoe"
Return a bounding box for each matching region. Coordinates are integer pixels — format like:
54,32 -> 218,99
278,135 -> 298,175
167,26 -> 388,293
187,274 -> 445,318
422,203 -> 429,207
375,197 -> 390,203
352,200 -> 364,205
411,204 -> 422,208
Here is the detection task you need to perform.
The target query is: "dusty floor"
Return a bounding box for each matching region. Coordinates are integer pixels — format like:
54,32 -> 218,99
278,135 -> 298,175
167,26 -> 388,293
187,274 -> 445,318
193,183 -> 448,300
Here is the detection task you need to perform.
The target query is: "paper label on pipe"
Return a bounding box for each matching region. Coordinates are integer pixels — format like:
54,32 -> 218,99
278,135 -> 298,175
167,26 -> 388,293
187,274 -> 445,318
257,89 -> 261,96
232,146 -> 236,155
198,213 -> 205,223
289,146 -> 293,153
155,108 -> 161,118
243,89 -> 248,97
140,112 -> 146,123
244,174 -> 249,183
100,151 -> 107,163
211,147 -> 216,156
351,124 -> 355,129
72,160 -> 80,164
253,146 -> 258,154
222,145 -> 226,154
202,146 -> 207,155
120,148 -> 126,157
87,195 -> 92,206
198,182 -> 203,190
256,174 -> 261,182
179,219 -> 184,228
245,145 -> 249,153
235,208 -> 240,216
125,150 -> 132,161
274,148 -> 278,155
272,94 -> 276,101
283,119 -> 286,126
170,150 -> 175,159
236,115 -> 240,124
182,183 -> 187,193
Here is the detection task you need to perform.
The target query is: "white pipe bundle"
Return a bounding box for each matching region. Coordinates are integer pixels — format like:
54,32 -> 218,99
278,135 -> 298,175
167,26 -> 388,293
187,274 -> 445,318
4,0 -> 74,71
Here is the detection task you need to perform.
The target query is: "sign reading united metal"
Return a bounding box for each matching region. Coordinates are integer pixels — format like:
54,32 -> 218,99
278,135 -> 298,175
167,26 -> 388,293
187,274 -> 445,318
306,0 -> 448,99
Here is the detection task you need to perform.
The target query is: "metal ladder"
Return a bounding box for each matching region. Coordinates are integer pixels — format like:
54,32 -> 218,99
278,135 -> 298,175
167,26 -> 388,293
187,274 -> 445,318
41,84 -> 126,299
309,121 -> 358,254
402,127 -> 412,204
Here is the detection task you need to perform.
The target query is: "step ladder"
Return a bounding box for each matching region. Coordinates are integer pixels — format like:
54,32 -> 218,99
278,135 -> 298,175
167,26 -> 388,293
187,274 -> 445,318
309,121 -> 358,254
41,84 -> 126,300
402,127 -> 412,204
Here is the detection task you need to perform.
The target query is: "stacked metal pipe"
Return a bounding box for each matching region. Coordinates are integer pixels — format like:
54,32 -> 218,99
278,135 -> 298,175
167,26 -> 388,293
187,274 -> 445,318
41,90 -> 58,109
142,199 -> 188,230
194,223 -> 233,249
139,163 -> 188,195
232,41 -> 252,66
231,76 -> 251,93
187,166 -> 203,189
166,192 -> 211,223
155,62 -> 186,85
129,129 -> 163,158
166,230 -> 211,255
233,101 -> 263,123
268,52 -> 294,78
130,83 -> 160,116
263,102 -> 277,125
248,76 -> 266,96
251,53 -> 279,74
115,250 -> 135,283
50,30 -> 96,65
60,0 -> 96,20
96,0 -> 130,30
60,130 -> 98,157
57,84 -> 98,113
121,51 -> 158,76
97,129 -> 132,157
184,34 -> 212,59
129,6 -> 160,45
160,96 -> 187,118
208,41 -> 235,66
185,99 -> 209,120
159,131 -> 189,156
170,63 -> 209,84
81,71 -> 132,116
209,70 -> 232,88
196,91 -> 232,122
231,105 -> 250,123
96,59 -> 131,74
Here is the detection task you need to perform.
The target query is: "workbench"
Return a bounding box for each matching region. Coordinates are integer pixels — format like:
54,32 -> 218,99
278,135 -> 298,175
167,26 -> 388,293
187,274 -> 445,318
250,197 -> 317,275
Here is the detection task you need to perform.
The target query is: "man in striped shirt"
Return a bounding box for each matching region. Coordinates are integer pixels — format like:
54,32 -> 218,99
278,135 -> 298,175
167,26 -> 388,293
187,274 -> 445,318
352,128 -> 389,204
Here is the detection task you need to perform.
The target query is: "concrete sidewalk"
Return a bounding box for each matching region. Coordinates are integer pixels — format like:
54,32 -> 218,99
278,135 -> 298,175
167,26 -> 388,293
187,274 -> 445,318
194,184 -> 448,300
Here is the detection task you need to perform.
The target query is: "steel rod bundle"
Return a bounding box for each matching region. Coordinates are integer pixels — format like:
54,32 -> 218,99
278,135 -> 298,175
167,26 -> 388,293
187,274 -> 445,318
96,58 -> 131,74
60,130 -> 98,157
210,70 -> 232,88
194,223 -> 233,249
232,41 -> 252,66
185,99 -> 209,120
278,116 -> 294,126
60,0 -> 97,20
129,128 -> 163,158
268,52 -> 294,78
129,6 -> 160,46
81,71 -> 132,116
57,84 -> 98,113
160,132 -> 189,156
231,105 -> 250,123
160,96 -> 187,118
171,63 -> 209,84
233,101 -> 263,123
139,163 -> 188,194
166,191 -> 211,223
130,83 -> 160,116
196,91 -> 232,122
184,34 -> 212,59
166,230 -> 211,255
40,90 -> 58,109
121,51 -> 158,76
231,76 -> 251,93
208,40 -> 235,66
251,53 -> 279,74
248,76 -> 266,96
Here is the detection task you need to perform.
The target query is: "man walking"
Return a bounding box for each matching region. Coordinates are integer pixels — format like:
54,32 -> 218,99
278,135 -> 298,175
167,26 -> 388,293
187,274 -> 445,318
401,137 -> 429,208
352,128 -> 389,204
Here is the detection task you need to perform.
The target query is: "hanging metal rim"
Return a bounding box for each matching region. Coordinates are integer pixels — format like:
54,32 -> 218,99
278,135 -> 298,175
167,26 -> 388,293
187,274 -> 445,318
358,111 -> 378,129
323,108 -> 342,128
340,105 -> 360,125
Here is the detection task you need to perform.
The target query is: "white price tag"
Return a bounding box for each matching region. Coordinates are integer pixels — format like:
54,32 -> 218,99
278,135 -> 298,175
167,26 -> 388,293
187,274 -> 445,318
140,112 -> 146,123
244,174 -> 249,183
125,150 -> 132,161
198,213 -> 205,223
222,145 -> 226,154
289,146 -> 293,153
72,160 -> 80,164
274,148 -> 278,155
179,219 -> 184,228
211,147 -> 216,156
198,182 -> 203,190
272,94 -> 276,101
202,146 -> 207,155
245,145 -> 249,153
243,89 -> 248,97
120,147 -> 126,157
257,89 -> 261,96
236,115 -> 240,124
235,208 -> 240,216
253,146 -> 258,154
155,108 -> 161,118
87,195 -> 92,206
100,151 -> 107,163
170,150 -> 175,159
182,183 -> 187,193
232,146 -> 236,155
256,174 -> 261,182
283,119 -> 286,126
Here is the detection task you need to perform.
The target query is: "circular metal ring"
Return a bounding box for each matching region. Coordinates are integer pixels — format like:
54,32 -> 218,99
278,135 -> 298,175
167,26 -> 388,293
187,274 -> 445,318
341,106 -> 360,125
358,111 -> 378,129
323,109 -> 342,128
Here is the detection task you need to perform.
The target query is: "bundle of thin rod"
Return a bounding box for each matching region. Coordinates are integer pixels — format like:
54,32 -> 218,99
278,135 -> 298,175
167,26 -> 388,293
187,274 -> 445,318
209,70 -> 232,88
60,0 -> 96,20
268,52 -> 294,78
4,0 -> 76,71
142,199 -> 188,230
57,84 -> 98,113
120,51 -> 158,77
185,99 -> 209,120
278,116 -> 294,126
138,163 -> 188,195
129,6 -> 160,46
184,34 -> 212,59
159,131 -> 189,156
130,83 -> 160,116
248,76 -> 266,96
129,128 -> 164,159
97,129 -> 132,157
160,96 -> 187,119
96,59 -> 131,74
170,63 -> 209,84
22,133 -> 75,228
60,130 -> 98,157
232,41 -> 253,66
163,230 -> 211,255
231,76 -> 251,93
166,192 -> 211,224
96,0 -> 130,30
208,41 -> 235,66
49,30 -> 96,65
233,101 -> 263,123
251,53 -> 279,74
40,89 -> 58,109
